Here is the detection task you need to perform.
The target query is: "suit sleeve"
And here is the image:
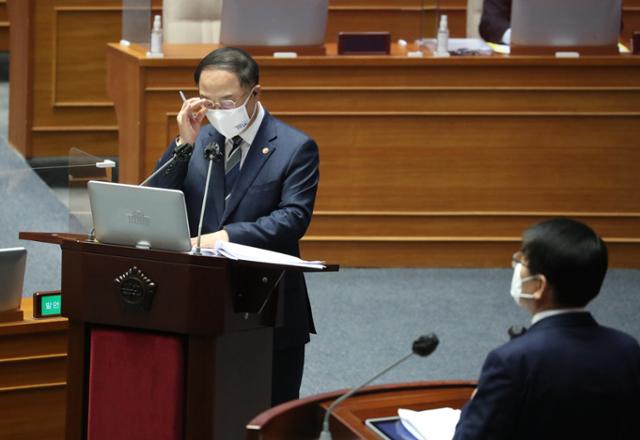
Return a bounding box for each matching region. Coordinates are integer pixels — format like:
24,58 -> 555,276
223,138 -> 319,251
479,0 -> 511,44
148,139 -> 190,190
453,349 -> 519,440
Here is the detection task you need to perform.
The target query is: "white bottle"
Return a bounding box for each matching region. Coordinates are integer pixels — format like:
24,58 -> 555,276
149,15 -> 163,57
435,15 -> 449,56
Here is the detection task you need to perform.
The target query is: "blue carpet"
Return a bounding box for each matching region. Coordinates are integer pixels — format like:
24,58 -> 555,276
301,267 -> 640,396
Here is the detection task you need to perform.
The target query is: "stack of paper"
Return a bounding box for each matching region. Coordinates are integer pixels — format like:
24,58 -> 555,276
419,38 -> 493,55
212,241 -> 326,269
397,407 -> 461,440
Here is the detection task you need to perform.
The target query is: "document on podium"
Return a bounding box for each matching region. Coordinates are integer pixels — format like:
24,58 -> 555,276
209,241 -> 326,269
397,407 -> 461,440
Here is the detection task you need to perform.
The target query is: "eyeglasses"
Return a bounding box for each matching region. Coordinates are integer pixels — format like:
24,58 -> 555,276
204,88 -> 254,110
209,98 -> 241,110
511,251 -> 528,269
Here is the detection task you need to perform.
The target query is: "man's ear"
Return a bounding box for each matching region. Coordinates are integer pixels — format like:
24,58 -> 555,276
253,84 -> 261,98
532,274 -> 548,300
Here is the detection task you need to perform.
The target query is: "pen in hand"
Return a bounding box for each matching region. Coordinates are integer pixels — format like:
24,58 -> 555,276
180,91 -> 199,122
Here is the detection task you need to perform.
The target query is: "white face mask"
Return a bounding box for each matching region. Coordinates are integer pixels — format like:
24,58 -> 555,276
510,263 -> 538,305
206,87 -> 256,139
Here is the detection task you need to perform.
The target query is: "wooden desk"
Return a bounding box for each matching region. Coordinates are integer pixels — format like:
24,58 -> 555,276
0,301 -> 68,440
106,42 -> 640,268
246,380 -> 476,439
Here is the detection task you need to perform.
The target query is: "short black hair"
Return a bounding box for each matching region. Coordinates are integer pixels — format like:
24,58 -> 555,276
521,218 -> 608,307
194,47 -> 259,89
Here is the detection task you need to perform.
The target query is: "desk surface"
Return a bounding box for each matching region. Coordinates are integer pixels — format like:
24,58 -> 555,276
112,42 -> 640,66
0,300 -> 67,336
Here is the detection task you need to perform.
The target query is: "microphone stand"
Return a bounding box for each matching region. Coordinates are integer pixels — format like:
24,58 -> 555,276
318,334 -> 439,440
192,142 -> 222,255
139,142 -> 194,186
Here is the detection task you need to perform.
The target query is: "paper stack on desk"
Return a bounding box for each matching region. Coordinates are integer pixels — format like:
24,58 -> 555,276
213,241 -> 326,269
398,407 -> 461,440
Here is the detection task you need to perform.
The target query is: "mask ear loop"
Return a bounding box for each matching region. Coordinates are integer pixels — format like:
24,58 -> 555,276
518,274 -> 542,299
244,86 -> 259,121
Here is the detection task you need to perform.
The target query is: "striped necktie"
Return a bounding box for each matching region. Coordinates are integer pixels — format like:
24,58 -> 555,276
224,136 -> 243,204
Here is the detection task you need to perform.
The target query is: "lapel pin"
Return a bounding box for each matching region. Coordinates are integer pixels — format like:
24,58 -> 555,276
262,147 -> 270,155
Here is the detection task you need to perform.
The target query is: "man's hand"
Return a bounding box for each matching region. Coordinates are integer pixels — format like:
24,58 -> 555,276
177,98 -> 213,145
192,229 -> 229,249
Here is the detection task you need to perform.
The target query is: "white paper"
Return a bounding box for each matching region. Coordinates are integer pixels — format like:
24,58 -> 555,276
209,241 -> 326,269
397,407 -> 461,440
419,38 -> 493,55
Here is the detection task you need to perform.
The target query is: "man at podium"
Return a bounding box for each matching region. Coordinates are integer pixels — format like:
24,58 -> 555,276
151,47 -> 320,406
452,218 -> 640,439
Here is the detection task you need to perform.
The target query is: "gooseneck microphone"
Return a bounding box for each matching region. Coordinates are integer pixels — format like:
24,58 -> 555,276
318,334 -> 440,440
192,142 -> 222,254
139,141 -> 194,186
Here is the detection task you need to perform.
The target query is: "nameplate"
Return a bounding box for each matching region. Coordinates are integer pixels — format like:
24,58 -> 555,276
338,32 -> 391,55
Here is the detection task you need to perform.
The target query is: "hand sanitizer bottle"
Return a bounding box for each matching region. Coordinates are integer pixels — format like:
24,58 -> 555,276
148,15 -> 163,57
435,15 -> 450,56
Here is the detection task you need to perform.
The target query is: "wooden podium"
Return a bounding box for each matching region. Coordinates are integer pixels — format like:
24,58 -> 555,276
246,380 -> 476,439
21,232 -> 336,440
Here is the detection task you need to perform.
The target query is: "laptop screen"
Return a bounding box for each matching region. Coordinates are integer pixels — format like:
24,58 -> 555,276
220,0 -> 328,47
511,0 -> 621,48
0,247 -> 27,312
88,181 -> 192,252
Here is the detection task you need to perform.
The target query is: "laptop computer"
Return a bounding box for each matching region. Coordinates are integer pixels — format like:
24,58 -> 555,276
0,247 -> 27,312
220,0 -> 328,47
511,0 -> 622,55
88,181 -> 192,252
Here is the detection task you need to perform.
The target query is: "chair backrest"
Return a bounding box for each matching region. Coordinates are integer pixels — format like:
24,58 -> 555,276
163,0 -> 223,44
466,0 -> 484,38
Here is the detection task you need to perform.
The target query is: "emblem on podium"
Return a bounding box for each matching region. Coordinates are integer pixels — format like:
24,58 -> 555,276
114,266 -> 157,312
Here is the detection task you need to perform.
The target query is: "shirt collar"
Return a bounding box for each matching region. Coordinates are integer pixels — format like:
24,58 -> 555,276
531,308 -> 588,326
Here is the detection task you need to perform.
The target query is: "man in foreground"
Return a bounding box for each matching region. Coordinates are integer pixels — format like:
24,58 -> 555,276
453,217 -> 640,439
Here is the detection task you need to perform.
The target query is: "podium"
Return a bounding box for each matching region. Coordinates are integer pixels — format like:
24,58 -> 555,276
246,380 -> 476,439
21,232 -> 336,440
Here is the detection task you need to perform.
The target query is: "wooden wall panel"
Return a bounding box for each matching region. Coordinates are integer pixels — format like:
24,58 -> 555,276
0,307 -> 68,440
0,387 -> 66,440
281,114 -> 639,212
53,8 -> 121,104
306,212 -> 640,238
0,355 -> 66,388
0,0 -> 8,51
299,236 -> 640,268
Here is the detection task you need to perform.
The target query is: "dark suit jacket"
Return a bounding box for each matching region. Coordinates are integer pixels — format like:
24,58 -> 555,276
151,110 -> 319,349
479,0 -> 511,44
453,312 -> 640,440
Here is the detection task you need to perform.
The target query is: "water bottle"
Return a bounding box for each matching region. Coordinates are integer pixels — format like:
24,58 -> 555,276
149,15 -> 163,56
436,15 -> 449,55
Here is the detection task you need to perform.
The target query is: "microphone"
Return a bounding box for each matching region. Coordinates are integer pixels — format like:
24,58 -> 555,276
508,325 -> 527,339
318,334 -> 439,440
139,141 -> 194,186
192,142 -> 222,254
